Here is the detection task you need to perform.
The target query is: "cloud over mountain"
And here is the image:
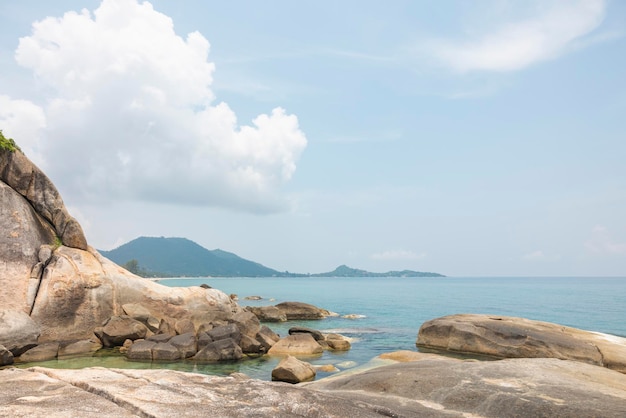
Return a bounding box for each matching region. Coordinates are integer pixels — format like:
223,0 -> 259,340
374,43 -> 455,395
8,0 -> 306,212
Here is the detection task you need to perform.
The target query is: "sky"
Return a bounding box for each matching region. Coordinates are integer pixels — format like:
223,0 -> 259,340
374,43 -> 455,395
1,0 -> 625,276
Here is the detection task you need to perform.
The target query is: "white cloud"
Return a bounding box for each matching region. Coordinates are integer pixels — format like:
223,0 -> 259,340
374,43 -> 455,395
0,94 -> 46,159
371,250 -> 426,261
522,250 -> 545,261
9,0 -> 306,213
585,225 -> 626,255
426,0 -> 606,72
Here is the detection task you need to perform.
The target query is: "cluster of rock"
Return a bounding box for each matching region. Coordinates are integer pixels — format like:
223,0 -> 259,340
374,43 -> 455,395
0,145 -> 240,366
117,310 -> 281,362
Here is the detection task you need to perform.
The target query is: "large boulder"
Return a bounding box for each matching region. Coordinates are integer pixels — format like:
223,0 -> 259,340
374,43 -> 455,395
0,146 -> 243,356
267,333 -> 323,356
96,316 -> 149,347
0,345 -> 13,366
0,147 -> 87,250
0,310 -> 40,356
19,342 -> 60,362
193,338 -> 243,362
274,302 -> 328,320
271,355 -> 316,383
416,314 -> 626,373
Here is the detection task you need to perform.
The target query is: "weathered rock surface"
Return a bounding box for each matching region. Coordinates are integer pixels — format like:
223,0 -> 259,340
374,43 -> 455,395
1,147 -> 242,362
96,316 -> 149,347
0,310 -> 40,356
19,342 -> 59,362
0,345 -> 13,366
289,326 -> 324,341
0,367 -> 412,418
271,355 -> 316,383
0,147 -> 87,251
4,358 -> 626,417
416,314 -> 626,373
193,338 -> 243,362
268,333 -> 324,356
245,305 -> 287,322
307,354 -> 626,417
274,301 -> 328,320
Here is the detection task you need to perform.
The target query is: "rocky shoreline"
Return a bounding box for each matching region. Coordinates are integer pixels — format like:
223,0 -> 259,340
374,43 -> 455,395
2,143 -> 626,416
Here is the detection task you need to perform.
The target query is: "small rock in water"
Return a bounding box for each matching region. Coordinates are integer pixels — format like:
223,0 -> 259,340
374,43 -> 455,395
342,314 -> 366,319
244,295 -> 263,300
336,361 -> 358,369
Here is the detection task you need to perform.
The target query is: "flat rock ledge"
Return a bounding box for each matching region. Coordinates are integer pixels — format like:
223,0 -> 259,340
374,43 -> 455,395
416,314 -> 626,373
0,367 -> 405,418
3,354 -> 626,417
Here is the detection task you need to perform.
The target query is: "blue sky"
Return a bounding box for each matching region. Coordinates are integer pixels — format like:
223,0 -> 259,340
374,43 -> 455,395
1,0 -> 625,276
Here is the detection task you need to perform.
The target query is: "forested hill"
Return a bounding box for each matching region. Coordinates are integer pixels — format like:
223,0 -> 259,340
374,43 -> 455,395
99,236 -> 281,277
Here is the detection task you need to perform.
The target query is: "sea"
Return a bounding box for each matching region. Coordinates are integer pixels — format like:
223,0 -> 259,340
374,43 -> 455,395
15,276 -> 626,381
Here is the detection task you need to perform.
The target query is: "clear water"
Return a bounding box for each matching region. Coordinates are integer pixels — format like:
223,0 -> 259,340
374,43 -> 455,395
13,276 -> 626,381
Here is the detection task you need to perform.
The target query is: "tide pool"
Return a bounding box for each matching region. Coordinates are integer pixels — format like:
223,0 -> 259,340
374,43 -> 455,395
15,276 -> 626,381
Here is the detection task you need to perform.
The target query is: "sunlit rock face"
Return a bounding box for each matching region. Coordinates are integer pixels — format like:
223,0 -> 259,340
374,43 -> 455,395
416,314 -> 626,373
0,146 -> 240,355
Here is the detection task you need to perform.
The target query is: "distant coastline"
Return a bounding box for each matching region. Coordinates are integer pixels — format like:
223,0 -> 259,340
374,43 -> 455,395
100,236 -> 445,278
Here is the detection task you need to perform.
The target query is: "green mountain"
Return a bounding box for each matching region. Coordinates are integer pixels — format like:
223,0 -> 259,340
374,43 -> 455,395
312,264 -> 445,278
100,237 -> 445,278
99,236 -> 281,277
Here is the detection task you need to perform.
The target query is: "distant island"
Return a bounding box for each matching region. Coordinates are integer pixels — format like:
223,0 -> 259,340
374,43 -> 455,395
99,236 -> 445,278
311,264 -> 444,278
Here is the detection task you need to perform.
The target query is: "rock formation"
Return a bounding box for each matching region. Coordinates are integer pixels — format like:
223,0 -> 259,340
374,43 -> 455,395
3,354 -> 626,417
0,144 -> 243,362
416,314 -> 626,373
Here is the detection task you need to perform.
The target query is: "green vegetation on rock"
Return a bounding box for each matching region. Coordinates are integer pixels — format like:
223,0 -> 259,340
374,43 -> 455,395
0,130 -> 21,152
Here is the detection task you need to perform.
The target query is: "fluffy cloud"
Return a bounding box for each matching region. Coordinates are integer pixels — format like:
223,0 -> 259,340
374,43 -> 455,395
370,250 -> 426,261
10,0 -> 306,212
585,226 -> 626,255
427,0 -> 606,72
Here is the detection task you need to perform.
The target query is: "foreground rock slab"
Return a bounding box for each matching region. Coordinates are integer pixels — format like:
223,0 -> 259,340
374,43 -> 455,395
0,367 -> 407,418
307,354 -> 626,417
416,314 -> 626,373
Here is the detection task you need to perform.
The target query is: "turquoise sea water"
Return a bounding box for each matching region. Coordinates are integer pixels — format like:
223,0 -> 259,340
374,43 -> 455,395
15,276 -> 626,381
